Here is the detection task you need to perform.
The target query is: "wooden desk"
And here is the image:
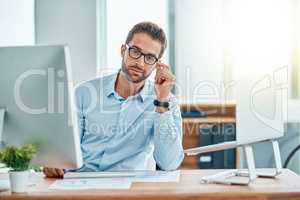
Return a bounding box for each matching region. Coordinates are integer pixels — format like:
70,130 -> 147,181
1,169 -> 300,200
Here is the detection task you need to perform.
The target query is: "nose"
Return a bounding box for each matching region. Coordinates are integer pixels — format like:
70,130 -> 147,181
135,55 -> 145,67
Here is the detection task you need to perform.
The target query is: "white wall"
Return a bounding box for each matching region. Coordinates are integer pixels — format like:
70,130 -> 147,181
0,0 -> 35,46
106,0 -> 169,70
35,0 -> 97,84
175,0 -> 224,104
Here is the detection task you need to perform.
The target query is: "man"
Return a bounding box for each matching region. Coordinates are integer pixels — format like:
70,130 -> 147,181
43,22 -> 184,178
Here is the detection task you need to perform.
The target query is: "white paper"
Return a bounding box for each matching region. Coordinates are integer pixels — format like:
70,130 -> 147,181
48,178 -> 132,190
131,170 -> 180,182
48,170 -> 180,190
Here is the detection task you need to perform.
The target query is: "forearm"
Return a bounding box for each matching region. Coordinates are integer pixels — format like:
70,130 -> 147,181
153,107 -> 184,171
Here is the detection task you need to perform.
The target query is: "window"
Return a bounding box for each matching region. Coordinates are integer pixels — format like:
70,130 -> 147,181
0,0 -> 35,46
97,0 -> 169,77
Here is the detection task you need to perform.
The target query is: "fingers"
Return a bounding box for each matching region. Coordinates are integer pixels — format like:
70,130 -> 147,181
156,62 -> 170,70
155,74 -> 165,84
155,69 -> 176,85
56,168 -> 65,178
43,167 -> 54,178
155,64 -> 168,83
43,167 -> 64,179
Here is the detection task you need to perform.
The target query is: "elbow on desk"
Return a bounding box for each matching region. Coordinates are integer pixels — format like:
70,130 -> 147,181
156,152 -> 184,171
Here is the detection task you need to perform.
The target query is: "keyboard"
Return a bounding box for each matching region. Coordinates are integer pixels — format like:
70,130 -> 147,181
63,171 -> 137,179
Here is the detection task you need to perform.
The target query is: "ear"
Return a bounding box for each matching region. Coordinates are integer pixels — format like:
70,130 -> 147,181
120,45 -> 126,57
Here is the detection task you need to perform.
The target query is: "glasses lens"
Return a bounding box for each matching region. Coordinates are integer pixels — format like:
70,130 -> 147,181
127,45 -> 157,65
145,55 -> 157,65
129,47 -> 141,59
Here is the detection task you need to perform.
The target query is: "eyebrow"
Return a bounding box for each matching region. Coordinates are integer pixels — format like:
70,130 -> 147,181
131,45 -> 158,58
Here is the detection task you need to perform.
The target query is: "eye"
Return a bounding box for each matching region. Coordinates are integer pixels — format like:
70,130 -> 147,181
145,55 -> 156,63
130,48 -> 141,56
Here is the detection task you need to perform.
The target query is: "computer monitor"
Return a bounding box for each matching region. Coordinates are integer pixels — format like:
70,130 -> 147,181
0,45 -> 83,169
185,65 -> 288,155
235,66 -> 287,145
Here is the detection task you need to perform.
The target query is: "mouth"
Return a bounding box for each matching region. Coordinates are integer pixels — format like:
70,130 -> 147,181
128,68 -> 143,75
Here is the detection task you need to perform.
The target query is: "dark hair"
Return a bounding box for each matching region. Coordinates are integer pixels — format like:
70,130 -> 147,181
125,22 -> 167,58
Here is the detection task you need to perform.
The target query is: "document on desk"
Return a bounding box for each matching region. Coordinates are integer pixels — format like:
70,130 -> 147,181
131,170 -> 180,182
48,178 -> 132,190
48,170 -> 180,189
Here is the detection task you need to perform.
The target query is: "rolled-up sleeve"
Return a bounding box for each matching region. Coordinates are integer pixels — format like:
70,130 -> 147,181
153,95 -> 184,170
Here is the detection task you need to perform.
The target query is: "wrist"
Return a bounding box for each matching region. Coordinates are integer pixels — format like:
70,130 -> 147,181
153,99 -> 170,113
155,107 -> 169,113
156,95 -> 170,102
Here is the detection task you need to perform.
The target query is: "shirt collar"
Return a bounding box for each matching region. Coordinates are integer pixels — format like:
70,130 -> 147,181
104,72 -> 118,98
104,71 -> 151,102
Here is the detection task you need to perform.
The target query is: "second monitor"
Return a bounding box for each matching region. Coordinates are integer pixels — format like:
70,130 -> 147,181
0,45 -> 82,169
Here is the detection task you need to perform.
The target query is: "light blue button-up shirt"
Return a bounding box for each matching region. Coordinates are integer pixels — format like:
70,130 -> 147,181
73,72 -> 184,171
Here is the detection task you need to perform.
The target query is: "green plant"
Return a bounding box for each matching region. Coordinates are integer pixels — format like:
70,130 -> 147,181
29,164 -> 42,172
0,144 -> 37,171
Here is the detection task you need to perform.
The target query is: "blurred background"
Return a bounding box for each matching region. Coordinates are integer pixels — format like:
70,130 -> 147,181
1,0 -> 300,174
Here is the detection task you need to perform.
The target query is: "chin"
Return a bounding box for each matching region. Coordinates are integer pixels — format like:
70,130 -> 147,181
127,74 -> 142,82
131,78 -> 144,84
131,77 -> 145,83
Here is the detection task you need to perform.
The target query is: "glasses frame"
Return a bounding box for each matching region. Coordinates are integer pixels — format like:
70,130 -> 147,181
125,44 -> 159,65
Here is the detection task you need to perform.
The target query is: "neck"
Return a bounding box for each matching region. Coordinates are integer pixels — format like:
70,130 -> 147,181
115,72 -> 145,99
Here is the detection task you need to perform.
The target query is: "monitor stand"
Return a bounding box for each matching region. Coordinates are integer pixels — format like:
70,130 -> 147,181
0,108 -> 6,149
200,140 -> 282,185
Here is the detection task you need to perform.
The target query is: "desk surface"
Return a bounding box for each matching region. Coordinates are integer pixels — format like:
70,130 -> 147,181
1,169 -> 300,200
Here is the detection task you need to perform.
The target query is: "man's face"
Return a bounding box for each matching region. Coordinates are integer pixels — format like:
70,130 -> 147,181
121,33 -> 162,83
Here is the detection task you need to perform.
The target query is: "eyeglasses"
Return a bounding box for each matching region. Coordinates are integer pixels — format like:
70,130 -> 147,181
125,44 -> 158,65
